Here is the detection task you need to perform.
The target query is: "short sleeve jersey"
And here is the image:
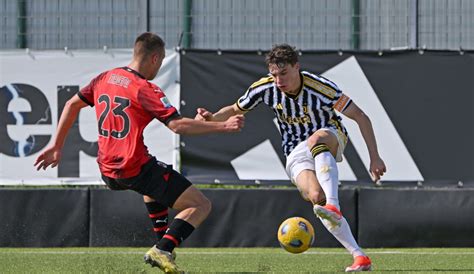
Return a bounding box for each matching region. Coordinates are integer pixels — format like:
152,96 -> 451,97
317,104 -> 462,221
236,71 -> 352,156
78,67 -> 180,178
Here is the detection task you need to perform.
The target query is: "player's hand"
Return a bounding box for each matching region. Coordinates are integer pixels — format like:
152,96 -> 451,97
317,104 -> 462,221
224,115 -> 245,132
195,108 -> 213,121
369,156 -> 386,182
34,145 -> 62,170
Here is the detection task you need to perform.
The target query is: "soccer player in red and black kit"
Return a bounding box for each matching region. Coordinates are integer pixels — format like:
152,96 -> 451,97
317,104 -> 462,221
34,32 -> 244,273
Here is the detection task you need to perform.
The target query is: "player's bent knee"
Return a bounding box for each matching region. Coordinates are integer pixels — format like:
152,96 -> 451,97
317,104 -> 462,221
306,134 -> 321,149
191,188 -> 212,216
199,196 -> 212,218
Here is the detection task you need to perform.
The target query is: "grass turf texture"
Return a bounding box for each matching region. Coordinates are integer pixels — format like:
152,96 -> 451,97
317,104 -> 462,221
1,247 -> 473,273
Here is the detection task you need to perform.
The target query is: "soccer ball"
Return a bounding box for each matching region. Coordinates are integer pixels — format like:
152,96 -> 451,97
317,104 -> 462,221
277,217 -> 315,254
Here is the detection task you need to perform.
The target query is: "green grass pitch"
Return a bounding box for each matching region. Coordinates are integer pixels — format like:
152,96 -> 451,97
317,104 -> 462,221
1,247 -> 473,273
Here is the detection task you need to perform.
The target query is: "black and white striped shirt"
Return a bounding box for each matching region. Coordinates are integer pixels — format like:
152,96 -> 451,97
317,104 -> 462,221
236,71 -> 352,156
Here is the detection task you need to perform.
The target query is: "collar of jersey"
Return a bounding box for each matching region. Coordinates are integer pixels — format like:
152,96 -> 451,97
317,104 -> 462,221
122,67 -> 146,79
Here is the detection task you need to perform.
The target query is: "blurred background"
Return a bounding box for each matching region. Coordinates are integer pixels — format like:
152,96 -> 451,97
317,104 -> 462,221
1,0 -> 473,50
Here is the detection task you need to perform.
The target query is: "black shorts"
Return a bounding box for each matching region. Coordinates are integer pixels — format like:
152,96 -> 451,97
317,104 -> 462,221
101,157 -> 192,207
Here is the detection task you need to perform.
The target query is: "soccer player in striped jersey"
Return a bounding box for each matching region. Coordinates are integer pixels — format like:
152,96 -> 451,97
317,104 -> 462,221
35,32 -> 244,273
196,44 -> 386,272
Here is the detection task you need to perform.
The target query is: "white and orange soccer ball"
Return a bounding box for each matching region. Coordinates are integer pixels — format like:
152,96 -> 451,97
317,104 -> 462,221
277,217 -> 315,254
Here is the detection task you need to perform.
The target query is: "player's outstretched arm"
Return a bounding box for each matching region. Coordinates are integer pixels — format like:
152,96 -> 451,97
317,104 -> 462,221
195,104 -> 244,122
34,95 -> 88,170
168,114 -> 244,135
341,102 -> 386,182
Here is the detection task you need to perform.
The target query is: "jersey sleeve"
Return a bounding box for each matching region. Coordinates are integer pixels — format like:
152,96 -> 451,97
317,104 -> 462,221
317,75 -> 352,112
235,82 -> 268,111
137,85 -> 181,124
77,72 -> 107,107
333,93 -> 352,112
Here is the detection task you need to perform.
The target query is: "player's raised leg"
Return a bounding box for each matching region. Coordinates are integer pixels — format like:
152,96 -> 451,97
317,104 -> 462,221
294,169 -> 326,206
307,130 -> 372,272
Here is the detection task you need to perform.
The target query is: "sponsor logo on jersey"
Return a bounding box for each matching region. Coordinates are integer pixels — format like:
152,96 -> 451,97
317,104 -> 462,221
160,97 -> 172,108
278,113 -> 311,124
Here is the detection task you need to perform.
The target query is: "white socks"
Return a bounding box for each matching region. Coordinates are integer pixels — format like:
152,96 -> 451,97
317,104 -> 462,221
314,149 -> 366,258
320,216 -> 366,257
314,150 -> 340,209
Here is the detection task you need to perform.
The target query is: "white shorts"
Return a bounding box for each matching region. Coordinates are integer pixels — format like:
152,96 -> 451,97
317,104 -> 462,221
285,128 -> 347,183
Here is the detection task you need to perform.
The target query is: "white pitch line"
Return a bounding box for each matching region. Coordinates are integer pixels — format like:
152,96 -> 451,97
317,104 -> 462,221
1,251 -> 144,255
1,250 -> 474,255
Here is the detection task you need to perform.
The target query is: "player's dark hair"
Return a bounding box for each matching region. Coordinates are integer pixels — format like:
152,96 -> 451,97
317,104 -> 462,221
134,32 -> 165,58
265,44 -> 298,67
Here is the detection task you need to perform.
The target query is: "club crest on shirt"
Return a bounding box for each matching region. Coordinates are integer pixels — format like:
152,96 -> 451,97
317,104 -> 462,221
160,97 -> 172,108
